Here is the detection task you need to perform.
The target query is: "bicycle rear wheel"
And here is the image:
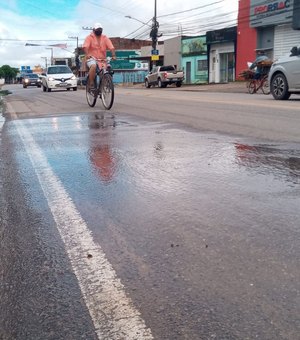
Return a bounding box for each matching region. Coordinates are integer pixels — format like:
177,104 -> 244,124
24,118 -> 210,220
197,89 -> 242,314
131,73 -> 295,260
261,78 -> 270,95
100,73 -> 114,110
86,76 -> 97,107
248,80 -> 256,94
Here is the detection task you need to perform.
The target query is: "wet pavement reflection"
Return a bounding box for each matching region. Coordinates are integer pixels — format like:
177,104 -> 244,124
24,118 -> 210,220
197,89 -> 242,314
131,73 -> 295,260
5,112 -> 300,339
235,143 -> 300,184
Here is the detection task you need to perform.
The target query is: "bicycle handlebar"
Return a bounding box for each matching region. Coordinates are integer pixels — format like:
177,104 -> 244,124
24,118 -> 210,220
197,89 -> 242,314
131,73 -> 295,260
87,56 -> 112,62
87,56 -> 130,62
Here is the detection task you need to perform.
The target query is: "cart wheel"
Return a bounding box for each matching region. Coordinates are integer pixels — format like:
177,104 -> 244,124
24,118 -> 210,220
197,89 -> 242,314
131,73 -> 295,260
248,80 -> 256,94
262,78 -> 270,95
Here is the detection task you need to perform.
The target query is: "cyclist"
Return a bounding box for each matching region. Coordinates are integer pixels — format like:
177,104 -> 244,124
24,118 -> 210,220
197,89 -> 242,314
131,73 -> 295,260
249,50 -> 269,80
83,23 -> 116,89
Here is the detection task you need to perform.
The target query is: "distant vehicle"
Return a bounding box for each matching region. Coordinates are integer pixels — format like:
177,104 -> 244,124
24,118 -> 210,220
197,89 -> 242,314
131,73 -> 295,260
145,65 -> 184,88
40,65 -> 77,92
22,73 -> 42,88
269,46 -> 300,100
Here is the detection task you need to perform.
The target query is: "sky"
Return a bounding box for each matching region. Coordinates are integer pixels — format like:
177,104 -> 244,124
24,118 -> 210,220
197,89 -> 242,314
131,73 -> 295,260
0,0 -> 239,70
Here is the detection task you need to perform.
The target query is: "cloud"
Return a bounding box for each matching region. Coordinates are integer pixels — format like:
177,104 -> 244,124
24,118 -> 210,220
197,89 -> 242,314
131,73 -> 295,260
0,0 -> 238,69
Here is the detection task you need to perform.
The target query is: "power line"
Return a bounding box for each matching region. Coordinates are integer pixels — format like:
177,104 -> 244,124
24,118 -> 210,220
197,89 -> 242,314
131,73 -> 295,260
158,0 -> 225,18
125,7 -> 238,40
0,39 -> 76,42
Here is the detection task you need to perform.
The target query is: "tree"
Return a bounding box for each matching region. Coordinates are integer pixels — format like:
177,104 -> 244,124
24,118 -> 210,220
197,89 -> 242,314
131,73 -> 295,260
0,65 -> 19,83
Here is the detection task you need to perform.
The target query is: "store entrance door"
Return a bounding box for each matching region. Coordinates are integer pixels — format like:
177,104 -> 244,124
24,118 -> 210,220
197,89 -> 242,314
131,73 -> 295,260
220,52 -> 235,82
185,62 -> 191,84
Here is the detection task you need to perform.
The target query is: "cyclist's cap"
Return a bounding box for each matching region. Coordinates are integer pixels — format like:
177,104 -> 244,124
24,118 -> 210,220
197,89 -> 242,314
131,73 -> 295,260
93,23 -> 103,29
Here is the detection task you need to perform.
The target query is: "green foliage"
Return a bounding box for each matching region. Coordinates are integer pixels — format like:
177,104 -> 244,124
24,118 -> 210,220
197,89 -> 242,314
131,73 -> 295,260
0,65 -> 19,81
0,90 -> 11,96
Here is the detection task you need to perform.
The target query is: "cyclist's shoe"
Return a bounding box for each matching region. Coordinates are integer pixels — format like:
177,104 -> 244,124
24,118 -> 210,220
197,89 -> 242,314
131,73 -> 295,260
88,87 -> 96,95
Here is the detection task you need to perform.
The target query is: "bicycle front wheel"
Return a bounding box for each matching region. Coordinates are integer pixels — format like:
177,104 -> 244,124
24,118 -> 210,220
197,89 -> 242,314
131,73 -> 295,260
248,80 -> 256,94
100,73 -> 114,110
261,78 -> 270,95
86,76 -> 97,107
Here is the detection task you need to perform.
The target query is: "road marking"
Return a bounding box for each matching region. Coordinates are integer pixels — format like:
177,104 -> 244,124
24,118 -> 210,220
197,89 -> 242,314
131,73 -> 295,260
0,96 -> 7,130
15,120 -> 153,340
0,117 -> 4,130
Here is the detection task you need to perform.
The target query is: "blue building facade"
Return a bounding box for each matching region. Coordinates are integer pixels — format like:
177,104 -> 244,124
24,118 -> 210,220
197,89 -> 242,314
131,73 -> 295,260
181,36 -> 208,84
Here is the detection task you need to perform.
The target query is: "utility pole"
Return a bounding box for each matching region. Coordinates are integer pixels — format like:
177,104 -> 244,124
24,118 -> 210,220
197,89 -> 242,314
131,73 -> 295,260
69,36 -> 78,50
69,36 -> 80,72
41,57 -> 47,69
46,47 -> 53,65
150,0 -> 159,66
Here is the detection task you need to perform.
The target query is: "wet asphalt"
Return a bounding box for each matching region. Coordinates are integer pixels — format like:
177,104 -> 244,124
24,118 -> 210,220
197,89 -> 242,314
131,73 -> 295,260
0,110 -> 299,339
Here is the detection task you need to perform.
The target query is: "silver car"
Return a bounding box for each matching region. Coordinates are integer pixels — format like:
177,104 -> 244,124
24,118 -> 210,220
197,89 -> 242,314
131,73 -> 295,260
269,46 -> 300,100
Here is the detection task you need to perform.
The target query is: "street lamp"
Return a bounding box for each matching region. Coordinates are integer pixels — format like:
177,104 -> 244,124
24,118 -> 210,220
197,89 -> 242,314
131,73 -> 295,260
125,15 -> 151,27
46,47 -> 53,65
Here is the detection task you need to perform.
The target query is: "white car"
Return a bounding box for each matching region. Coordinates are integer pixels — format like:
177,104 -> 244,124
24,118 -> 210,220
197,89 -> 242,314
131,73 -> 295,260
41,65 -> 77,92
269,46 -> 300,100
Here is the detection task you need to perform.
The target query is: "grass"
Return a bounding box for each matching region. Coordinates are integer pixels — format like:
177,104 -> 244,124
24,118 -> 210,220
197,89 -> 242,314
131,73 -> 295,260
0,89 -> 11,96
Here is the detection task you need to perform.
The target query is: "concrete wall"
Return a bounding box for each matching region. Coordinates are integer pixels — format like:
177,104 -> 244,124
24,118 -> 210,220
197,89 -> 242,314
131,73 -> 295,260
236,0 -> 257,76
164,37 -> 182,69
141,44 -> 164,57
110,38 -> 151,50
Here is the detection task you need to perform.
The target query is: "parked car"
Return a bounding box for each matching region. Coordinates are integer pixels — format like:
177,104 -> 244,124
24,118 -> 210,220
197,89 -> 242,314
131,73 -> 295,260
269,46 -> 300,100
145,65 -> 184,88
40,65 -> 77,92
22,73 -> 42,88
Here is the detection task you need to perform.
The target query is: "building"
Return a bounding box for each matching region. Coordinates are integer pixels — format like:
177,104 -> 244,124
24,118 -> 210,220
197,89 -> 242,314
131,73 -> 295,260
206,27 -> 237,83
164,36 -> 182,70
236,0 -> 300,76
163,35 -> 208,84
181,36 -> 208,84
76,37 -> 153,84
140,42 -> 164,69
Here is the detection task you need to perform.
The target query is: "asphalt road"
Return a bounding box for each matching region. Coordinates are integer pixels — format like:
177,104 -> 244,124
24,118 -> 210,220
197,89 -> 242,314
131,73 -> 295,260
3,83 -> 300,142
1,85 -> 300,340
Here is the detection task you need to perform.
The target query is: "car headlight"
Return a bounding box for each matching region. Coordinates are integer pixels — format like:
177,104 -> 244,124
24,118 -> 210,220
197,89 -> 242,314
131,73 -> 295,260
71,75 -> 77,80
48,76 -> 55,81
25,79 -> 29,83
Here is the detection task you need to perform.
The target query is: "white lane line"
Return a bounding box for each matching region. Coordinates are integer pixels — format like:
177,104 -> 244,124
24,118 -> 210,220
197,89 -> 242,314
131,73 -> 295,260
15,120 -> 153,340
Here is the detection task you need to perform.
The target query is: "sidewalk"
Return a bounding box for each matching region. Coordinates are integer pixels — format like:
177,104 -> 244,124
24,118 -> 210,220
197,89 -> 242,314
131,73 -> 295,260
127,81 -> 247,93
181,82 -> 247,93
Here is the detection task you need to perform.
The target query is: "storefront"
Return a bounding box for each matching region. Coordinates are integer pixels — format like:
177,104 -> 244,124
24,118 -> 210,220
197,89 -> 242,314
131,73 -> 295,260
206,27 -> 237,83
237,0 -> 300,75
181,36 -> 208,84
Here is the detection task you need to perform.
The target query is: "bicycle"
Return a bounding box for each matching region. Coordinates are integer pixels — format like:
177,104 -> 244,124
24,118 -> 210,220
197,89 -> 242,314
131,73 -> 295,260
86,57 -> 114,110
247,73 -> 270,95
